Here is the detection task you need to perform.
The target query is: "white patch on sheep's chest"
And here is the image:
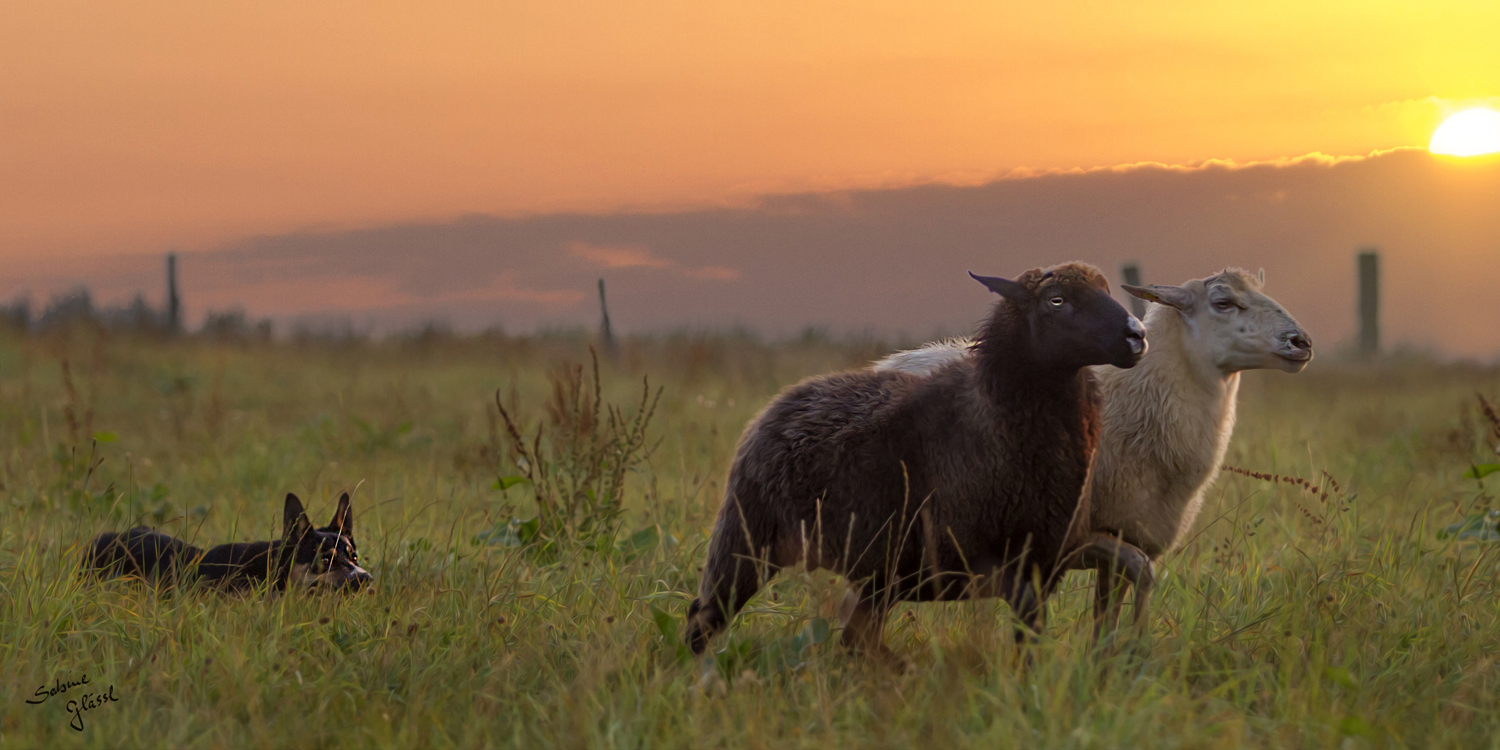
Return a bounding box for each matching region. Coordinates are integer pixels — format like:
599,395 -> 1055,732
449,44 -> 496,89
1090,334 -> 1240,558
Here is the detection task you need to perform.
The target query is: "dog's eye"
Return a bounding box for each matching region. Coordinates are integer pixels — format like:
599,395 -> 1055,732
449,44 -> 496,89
1049,296 -> 1065,308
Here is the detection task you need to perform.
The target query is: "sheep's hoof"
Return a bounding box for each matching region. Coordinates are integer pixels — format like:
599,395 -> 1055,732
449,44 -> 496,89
838,627 -> 888,654
1119,635 -> 1152,663
1092,623 -> 1153,664
684,599 -> 723,655
846,639 -> 912,675
837,623 -> 905,664
880,650 -> 917,674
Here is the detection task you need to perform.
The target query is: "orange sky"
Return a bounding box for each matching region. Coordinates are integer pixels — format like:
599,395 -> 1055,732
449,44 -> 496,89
3,1 -> 1498,260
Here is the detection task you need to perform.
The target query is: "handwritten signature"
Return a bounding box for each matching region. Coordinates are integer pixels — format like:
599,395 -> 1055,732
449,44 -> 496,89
24,674 -> 121,731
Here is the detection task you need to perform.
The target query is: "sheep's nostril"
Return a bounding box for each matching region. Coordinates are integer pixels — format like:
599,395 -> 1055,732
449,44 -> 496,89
1287,332 -> 1312,350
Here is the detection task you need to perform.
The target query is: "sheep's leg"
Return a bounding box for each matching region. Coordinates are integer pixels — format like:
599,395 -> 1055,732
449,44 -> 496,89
686,552 -> 778,655
838,586 -> 894,656
1076,533 -> 1154,640
1126,552 -> 1156,631
1010,578 -> 1045,645
1092,566 -> 1129,641
686,504 -> 783,655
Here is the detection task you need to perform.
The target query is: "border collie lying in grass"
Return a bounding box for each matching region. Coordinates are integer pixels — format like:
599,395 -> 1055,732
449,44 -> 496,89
84,493 -> 371,592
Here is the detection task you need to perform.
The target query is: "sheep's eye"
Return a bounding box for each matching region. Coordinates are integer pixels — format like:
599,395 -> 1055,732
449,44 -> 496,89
1049,296 -> 1065,308
1212,299 -> 1237,312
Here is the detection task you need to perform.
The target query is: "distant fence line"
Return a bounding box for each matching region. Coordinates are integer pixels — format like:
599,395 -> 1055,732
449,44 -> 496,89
3,252 -> 1390,355
0,252 -> 273,342
0,287 -> 272,342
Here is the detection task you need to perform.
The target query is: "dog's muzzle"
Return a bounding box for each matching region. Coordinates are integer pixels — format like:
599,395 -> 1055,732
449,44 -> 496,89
345,567 -> 373,591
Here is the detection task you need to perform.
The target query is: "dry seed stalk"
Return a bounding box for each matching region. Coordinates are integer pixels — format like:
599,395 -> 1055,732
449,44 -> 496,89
1320,470 -> 1343,495
1477,392 -> 1500,443
491,346 -> 662,542
1222,465 -> 1333,504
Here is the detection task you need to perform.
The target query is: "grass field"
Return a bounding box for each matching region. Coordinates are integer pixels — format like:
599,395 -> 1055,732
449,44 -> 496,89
2,327 -> 1499,748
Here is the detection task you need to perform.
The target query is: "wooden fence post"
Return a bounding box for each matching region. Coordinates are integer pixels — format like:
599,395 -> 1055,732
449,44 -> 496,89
597,277 -> 617,357
166,252 -> 182,335
1121,263 -> 1146,319
1357,249 -> 1379,357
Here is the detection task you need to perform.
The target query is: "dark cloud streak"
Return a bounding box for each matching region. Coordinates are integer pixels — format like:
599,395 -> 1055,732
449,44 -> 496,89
6,148 -> 1498,356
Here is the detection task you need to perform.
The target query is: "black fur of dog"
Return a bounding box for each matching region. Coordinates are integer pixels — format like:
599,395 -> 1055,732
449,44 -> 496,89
85,493 -> 371,592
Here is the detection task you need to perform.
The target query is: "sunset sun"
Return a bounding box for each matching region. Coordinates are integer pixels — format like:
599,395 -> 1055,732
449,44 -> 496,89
1429,108 -> 1500,156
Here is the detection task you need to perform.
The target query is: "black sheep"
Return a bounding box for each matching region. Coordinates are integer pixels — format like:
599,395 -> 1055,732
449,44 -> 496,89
685,262 -> 1147,655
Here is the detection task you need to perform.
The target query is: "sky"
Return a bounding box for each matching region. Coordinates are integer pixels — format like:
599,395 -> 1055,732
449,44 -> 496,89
2,1 -> 1499,352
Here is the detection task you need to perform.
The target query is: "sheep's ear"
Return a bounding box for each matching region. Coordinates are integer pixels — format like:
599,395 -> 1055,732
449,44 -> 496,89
283,493 -> 313,542
969,271 -> 1028,300
1123,284 -> 1193,310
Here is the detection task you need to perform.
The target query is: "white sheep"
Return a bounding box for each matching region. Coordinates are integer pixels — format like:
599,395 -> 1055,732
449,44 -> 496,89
874,268 -> 1313,633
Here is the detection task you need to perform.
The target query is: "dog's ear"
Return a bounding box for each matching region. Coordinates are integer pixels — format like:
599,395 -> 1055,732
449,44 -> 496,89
283,493 -> 314,542
327,492 -> 353,538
